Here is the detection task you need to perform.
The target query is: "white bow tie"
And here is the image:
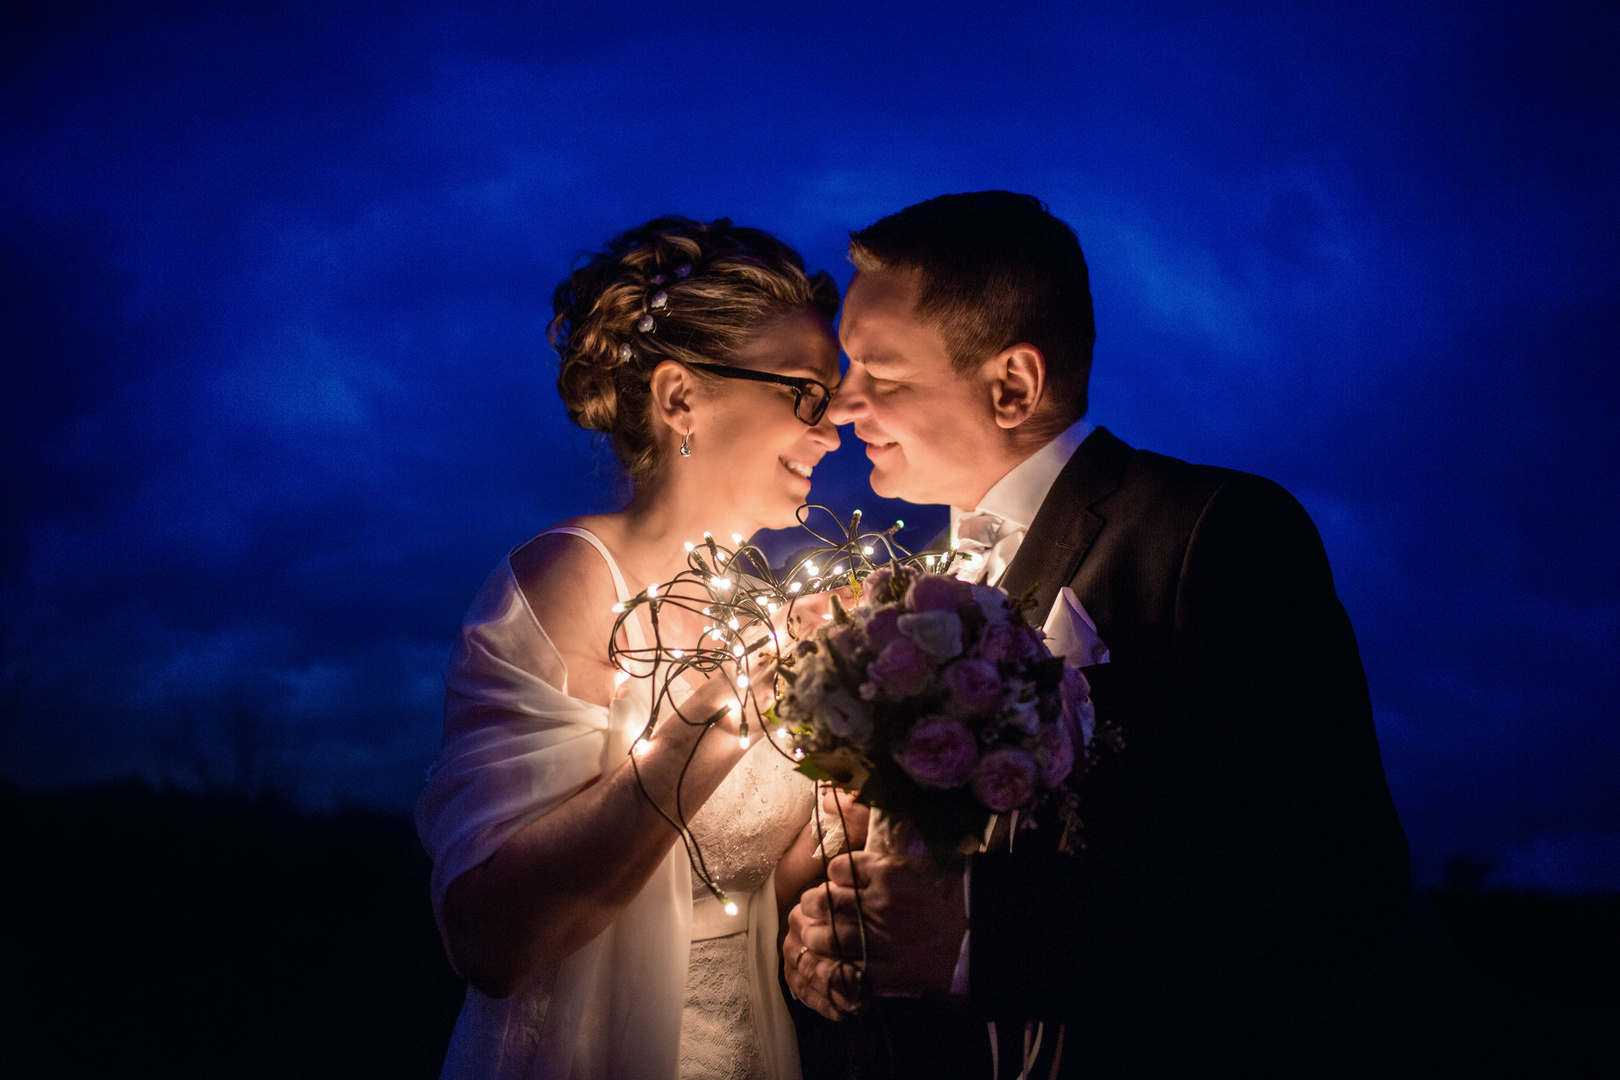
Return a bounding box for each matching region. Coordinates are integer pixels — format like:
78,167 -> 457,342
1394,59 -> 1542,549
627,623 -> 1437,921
955,512 -> 1026,586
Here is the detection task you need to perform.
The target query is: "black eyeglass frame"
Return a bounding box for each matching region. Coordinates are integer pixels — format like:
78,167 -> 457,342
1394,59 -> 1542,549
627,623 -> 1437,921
680,361 -> 835,425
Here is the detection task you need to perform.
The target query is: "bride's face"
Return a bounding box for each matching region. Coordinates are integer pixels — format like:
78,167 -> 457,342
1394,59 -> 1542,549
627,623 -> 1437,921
689,310 -> 842,530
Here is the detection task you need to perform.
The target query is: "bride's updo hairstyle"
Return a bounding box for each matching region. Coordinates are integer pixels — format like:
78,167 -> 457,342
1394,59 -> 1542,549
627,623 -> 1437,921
551,216 -> 840,484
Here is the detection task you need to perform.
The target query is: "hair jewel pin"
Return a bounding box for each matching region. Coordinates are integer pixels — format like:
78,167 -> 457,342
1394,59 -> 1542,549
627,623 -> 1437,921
650,274 -> 666,285
638,314 -> 655,332
650,291 -> 668,309
617,343 -> 633,363
675,264 -> 692,278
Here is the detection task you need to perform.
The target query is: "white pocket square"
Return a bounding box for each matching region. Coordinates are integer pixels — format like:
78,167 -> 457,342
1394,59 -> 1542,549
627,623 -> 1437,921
1042,586 -> 1111,667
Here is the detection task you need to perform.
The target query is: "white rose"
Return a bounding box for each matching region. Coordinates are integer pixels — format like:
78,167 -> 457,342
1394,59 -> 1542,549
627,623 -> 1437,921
897,610 -> 964,659
972,584 -> 1011,625
1005,699 -> 1040,735
820,688 -> 874,742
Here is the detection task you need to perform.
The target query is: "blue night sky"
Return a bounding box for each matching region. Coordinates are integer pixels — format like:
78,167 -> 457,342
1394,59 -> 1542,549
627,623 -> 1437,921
3,1 -> 1616,892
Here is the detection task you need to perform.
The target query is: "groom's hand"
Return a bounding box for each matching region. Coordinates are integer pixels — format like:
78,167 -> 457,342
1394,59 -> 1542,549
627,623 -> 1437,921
791,852 -> 966,1008
783,898 -> 863,1020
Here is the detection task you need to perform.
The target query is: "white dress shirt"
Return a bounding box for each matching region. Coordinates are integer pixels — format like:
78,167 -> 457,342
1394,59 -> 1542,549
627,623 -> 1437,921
949,418 -> 1094,585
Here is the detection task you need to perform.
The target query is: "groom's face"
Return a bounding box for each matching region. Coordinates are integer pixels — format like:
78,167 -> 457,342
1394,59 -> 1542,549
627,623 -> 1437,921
831,268 -> 999,508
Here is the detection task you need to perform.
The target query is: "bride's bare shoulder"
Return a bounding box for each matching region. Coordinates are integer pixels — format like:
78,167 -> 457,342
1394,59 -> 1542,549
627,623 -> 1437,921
509,520 -> 619,645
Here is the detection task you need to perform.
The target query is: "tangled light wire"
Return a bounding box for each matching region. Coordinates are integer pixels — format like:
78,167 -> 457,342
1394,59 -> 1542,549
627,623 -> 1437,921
605,504 -> 966,925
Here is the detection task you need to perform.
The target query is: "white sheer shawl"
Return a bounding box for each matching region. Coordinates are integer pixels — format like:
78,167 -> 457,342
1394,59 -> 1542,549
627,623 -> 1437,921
415,528 -> 799,1080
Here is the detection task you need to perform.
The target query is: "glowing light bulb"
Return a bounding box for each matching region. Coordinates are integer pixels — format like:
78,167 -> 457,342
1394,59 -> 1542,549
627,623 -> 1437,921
703,531 -> 713,540
766,601 -> 778,613
895,519 -> 905,529
671,649 -> 685,659
822,612 -> 833,621
634,737 -> 652,755
728,618 -> 740,630
702,606 -> 712,615
789,582 -> 802,593
718,577 -> 732,590
805,563 -> 818,575
731,533 -> 744,544
792,748 -> 805,760
861,545 -> 873,555
716,552 -> 727,566
739,732 -> 751,748
684,541 -> 696,552
728,700 -> 742,717
614,670 -> 630,687
833,564 -> 846,575
723,899 -> 739,917
611,603 -> 624,614
737,674 -> 750,688
732,645 -> 745,657
646,583 -> 658,598
777,725 -> 788,739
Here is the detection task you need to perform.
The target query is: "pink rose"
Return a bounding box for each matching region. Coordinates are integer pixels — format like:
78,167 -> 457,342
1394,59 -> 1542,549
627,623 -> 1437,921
896,716 -> 979,788
867,636 -> 932,698
944,658 -> 1003,713
864,606 -> 902,651
1059,666 -> 1095,749
977,623 -> 1019,664
1017,624 -> 1051,662
970,746 -> 1039,812
1035,720 -> 1075,787
906,573 -> 969,614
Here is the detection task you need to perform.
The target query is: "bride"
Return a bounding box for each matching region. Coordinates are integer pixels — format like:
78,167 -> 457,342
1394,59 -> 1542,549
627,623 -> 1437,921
416,216 -> 865,1079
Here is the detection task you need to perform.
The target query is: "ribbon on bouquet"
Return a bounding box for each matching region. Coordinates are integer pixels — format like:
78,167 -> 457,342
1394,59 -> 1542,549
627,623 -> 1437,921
983,809 -> 1065,1080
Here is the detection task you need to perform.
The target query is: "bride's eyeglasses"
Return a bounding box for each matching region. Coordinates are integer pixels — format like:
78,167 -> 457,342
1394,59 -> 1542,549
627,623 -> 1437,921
680,361 -> 834,426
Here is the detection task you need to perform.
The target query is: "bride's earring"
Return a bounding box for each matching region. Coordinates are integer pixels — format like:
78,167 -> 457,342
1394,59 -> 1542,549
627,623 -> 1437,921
679,432 -> 692,457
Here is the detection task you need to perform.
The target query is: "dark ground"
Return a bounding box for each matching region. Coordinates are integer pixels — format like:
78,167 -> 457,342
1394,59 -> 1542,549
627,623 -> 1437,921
2,782 -> 1615,1077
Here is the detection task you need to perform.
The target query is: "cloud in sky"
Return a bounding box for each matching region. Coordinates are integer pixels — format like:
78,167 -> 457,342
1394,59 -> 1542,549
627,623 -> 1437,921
2,0 -> 1616,887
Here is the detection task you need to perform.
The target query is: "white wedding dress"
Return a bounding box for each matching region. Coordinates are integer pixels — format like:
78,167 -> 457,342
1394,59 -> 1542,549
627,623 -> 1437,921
416,527 -> 812,1080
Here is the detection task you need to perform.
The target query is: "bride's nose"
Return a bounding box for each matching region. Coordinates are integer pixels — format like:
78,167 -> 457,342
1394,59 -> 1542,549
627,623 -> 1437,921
808,411 -> 840,451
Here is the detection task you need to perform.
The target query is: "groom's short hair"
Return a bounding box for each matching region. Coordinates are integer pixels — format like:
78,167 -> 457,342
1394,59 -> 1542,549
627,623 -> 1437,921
849,191 -> 1096,418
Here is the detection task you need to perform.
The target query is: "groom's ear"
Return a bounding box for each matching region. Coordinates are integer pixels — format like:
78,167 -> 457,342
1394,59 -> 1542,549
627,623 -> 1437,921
988,344 -> 1046,430
648,360 -> 697,435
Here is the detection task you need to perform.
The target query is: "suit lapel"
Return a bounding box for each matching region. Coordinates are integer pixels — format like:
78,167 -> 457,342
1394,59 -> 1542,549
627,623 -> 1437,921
999,426 -> 1133,617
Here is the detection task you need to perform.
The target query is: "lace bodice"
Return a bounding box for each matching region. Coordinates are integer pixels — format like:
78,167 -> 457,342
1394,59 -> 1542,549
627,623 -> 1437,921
687,733 -> 813,903
679,730 -> 810,1080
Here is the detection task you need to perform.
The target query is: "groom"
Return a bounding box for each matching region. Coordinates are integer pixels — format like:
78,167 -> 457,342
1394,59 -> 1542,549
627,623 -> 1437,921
784,192 -> 1411,1076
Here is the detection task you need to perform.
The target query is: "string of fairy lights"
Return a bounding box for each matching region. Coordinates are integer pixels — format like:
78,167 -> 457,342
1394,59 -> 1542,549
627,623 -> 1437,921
605,505 -> 968,924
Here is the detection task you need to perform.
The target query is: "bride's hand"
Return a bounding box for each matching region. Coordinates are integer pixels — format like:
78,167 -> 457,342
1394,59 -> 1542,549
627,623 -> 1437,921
821,787 -> 870,851
775,584 -> 857,643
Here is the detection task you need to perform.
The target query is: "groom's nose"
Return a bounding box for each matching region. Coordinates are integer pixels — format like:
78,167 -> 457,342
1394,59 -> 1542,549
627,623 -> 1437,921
825,366 -> 870,426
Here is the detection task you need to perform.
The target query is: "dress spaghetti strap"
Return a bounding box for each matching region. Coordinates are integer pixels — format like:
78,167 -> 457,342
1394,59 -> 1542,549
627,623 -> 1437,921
531,526 -> 649,654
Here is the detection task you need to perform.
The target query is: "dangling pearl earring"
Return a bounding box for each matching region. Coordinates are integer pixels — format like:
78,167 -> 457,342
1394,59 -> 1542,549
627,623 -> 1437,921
679,432 -> 692,457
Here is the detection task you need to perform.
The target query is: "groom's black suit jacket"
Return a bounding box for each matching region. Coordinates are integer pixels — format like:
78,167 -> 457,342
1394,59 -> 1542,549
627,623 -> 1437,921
861,427 -> 1410,1078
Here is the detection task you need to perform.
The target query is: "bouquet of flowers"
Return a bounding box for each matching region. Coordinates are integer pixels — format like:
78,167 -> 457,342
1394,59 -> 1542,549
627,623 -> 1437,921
775,561 -> 1101,863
